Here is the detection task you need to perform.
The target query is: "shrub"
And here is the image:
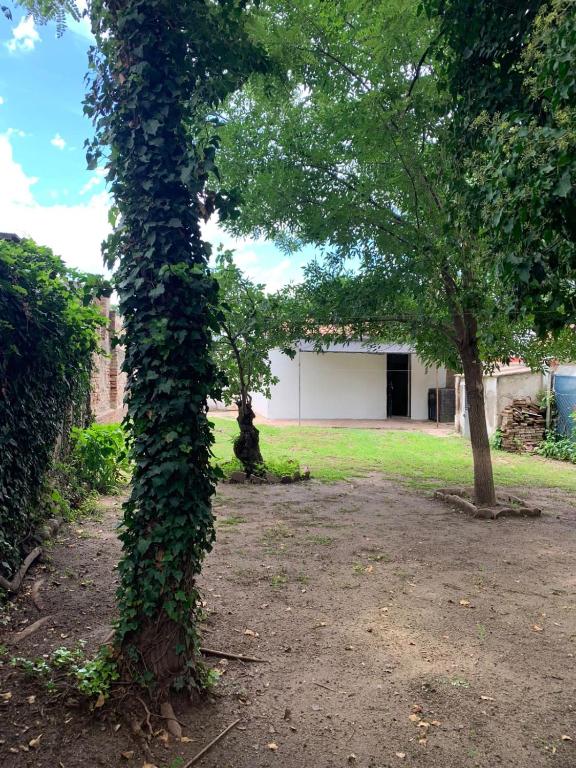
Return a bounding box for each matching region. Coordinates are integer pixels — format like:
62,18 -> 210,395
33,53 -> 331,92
0,238 -> 106,578
536,433 -> 576,463
490,428 -> 503,450
219,455 -> 301,478
70,423 -> 130,494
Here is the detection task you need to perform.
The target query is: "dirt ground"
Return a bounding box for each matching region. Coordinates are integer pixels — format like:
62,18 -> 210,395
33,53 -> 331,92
1,476 -> 576,768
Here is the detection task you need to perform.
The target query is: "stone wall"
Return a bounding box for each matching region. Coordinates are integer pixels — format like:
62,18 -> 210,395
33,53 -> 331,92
90,298 -> 127,424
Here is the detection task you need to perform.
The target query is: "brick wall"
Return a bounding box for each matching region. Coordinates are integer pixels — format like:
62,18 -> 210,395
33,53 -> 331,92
90,298 -> 127,424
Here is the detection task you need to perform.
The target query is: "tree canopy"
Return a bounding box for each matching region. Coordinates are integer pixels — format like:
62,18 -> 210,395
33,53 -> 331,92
216,0 -> 564,504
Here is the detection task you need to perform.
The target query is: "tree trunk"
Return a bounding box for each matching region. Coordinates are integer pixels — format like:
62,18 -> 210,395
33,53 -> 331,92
234,395 -> 264,476
459,340 -> 497,507
92,0 -> 221,695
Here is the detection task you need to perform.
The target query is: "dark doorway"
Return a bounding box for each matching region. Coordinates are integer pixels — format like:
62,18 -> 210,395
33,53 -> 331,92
387,354 -> 410,417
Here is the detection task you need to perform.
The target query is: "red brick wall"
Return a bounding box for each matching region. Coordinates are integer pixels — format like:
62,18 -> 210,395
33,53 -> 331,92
90,298 -> 127,424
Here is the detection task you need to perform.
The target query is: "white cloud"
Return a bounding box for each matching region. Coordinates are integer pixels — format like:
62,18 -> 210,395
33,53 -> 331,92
202,217 -> 303,292
0,133 -> 303,286
50,133 -> 66,150
79,166 -> 107,195
0,133 -> 111,275
0,96 -> 4,105
6,16 -> 40,54
6,127 -> 26,139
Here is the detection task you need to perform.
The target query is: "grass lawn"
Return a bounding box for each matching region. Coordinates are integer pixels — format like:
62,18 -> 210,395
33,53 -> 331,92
211,416 -> 576,491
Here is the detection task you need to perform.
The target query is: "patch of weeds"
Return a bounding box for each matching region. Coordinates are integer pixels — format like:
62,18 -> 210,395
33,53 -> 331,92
395,570 -> 415,582
476,623 -> 486,642
11,643 -> 119,699
367,552 -> 392,563
270,573 -> 288,588
262,523 -> 295,553
64,568 -> 76,579
296,573 -> 309,585
217,515 -> 247,527
352,563 -> 372,575
198,666 -> 221,691
168,758 -> 185,768
306,535 -> 333,546
262,523 -> 294,542
449,676 -> 470,688
80,579 -> 94,588
75,528 -> 94,540
0,643 -> 8,658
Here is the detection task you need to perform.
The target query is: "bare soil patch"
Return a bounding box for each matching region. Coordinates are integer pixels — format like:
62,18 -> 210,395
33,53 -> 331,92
1,478 -> 576,767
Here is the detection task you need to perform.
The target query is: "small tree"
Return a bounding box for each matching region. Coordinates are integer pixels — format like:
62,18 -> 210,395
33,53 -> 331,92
213,250 -> 294,475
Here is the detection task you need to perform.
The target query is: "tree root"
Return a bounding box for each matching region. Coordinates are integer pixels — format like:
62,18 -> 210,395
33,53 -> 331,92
160,700 -> 182,739
10,615 -> 53,645
0,547 -> 42,594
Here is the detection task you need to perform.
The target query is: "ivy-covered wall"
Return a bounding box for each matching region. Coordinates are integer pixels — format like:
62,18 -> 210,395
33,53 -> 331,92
0,235 -> 103,578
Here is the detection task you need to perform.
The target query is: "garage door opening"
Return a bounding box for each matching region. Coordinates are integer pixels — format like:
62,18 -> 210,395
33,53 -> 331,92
387,353 -> 411,417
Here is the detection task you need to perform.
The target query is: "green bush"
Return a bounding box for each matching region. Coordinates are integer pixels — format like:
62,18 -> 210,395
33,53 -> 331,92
536,433 -> 576,463
219,455 -> 302,478
70,424 -> 130,494
0,238 -> 106,579
489,428 -> 503,450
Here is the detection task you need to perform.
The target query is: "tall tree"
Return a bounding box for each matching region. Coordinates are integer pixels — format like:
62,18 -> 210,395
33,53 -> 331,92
424,0 -> 575,331
212,250 -> 295,475
216,0 -> 535,505
85,0 -> 266,695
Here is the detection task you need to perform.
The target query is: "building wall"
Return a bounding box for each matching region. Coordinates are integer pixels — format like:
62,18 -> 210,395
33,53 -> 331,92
255,348 -> 446,421
410,356 -> 447,420
90,298 -> 127,424
455,368 -> 545,437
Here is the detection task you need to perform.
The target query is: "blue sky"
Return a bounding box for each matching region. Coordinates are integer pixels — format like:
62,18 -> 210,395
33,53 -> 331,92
0,10 -> 311,288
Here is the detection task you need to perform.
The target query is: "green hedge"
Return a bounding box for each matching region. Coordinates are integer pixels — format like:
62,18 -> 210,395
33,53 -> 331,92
0,238 -> 105,578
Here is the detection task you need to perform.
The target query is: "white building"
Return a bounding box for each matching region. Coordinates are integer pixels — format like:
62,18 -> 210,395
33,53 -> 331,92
251,342 -> 449,421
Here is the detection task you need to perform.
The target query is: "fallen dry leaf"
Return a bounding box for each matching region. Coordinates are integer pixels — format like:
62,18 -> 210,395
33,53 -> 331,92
244,629 -> 258,637
480,695 -> 495,701
561,735 -> 572,741
418,721 -> 431,729
430,720 -> 442,727
94,692 -> 105,708
459,599 -> 471,607
28,735 -> 42,749
181,736 -> 193,743
395,752 -> 406,759
418,737 -> 428,745
267,741 -> 278,751
26,695 -> 36,704
532,625 -> 544,632
121,751 -> 135,759
408,714 -> 420,723
0,692 -> 12,701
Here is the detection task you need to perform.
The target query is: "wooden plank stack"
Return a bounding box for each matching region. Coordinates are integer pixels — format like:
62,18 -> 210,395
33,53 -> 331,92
500,398 -> 546,453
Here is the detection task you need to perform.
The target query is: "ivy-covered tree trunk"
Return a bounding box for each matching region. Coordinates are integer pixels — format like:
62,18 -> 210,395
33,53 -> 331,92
89,0 -> 221,694
234,394 -> 264,476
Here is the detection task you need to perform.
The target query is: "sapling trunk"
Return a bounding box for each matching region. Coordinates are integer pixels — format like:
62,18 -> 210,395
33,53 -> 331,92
234,395 -> 264,476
